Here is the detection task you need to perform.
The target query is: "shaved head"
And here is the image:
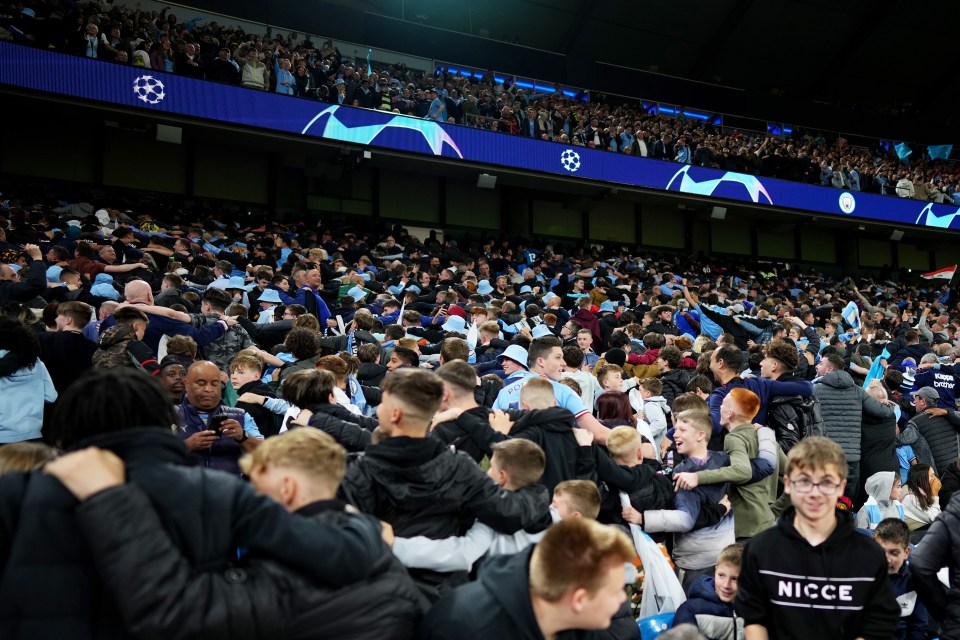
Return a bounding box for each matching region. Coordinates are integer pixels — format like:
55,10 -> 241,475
185,360 -> 223,410
123,279 -> 153,304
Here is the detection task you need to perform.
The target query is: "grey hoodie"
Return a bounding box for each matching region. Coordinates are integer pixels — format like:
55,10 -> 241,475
856,471 -> 903,529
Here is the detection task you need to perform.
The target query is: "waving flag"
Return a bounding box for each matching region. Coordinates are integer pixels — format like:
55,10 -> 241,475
863,347 -> 890,389
922,265 -> 957,281
928,145 -> 953,161
366,49 -> 372,75
895,143 -> 912,162
841,300 -> 861,335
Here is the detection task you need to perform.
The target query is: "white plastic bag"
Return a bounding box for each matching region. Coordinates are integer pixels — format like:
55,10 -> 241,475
619,492 -> 686,617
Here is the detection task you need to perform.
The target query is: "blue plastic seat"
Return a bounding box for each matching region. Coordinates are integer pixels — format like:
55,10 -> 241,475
638,612 -> 675,640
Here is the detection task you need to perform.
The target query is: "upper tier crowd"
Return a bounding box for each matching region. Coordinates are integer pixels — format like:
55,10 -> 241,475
2,188 -> 960,639
3,0 -> 959,205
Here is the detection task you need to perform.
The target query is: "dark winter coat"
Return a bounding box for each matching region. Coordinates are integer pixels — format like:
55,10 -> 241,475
908,411 -> 960,477
673,576 -> 741,640
911,493 -> 960,639
814,370 -> 893,462
0,429 -> 384,640
420,546 -> 639,640
339,435 -> 552,600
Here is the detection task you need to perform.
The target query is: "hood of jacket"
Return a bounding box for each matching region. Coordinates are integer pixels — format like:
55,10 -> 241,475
817,369 -> 855,390
644,395 -> 670,413
361,436 -> 471,501
686,575 -> 730,613
864,471 -> 896,506
509,406 -> 577,434
67,428 -> 187,466
98,323 -> 137,349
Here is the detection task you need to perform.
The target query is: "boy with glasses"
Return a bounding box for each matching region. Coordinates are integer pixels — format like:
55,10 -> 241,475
735,437 -> 899,640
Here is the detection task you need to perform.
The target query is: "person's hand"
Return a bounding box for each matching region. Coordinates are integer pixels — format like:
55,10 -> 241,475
930,475 -> 943,497
380,520 -> 395,547
44,448 -> 125,501
621,505 -> 643,525
719,494 -> 732,516
925,408 -> 948,417
431,407 -> 463,427
24,243 -> 42,261
238,392 -> 264,404
219,418 -> 245,441
917,361 -> 936,370
184,430 -> 218,451
660,437 -> 673,459
573,428 -> 594,447
489,409 -> 514,435
674,472 -> 699,491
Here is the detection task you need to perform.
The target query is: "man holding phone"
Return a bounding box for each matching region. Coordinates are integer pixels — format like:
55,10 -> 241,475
176,361 -> 262,476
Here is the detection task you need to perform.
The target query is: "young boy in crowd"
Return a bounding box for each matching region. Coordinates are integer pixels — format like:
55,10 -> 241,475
562,345 -> 602,407
550,479 -> 602,520
594,363 -> 625,406
627,410 -> 735,592
736,437 -> 900,640
577,328 -> 600,369
593,426 -> 671,527
631,377 -> 670,450
391,438 -> 552,571
873,518 -> 929,640
856,471 -> 905,530
672,544 -> 744,640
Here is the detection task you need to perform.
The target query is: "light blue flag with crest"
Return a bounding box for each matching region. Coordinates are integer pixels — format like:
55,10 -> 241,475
863,347 -> 890,389
895,143 -> 912,162
841,300 -> 861,335
928,144 -> 953,161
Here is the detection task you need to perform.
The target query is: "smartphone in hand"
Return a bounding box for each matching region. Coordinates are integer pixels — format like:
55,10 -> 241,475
207,414 -> 229,435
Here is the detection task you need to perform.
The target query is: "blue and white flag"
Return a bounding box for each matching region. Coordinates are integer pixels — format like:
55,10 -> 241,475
841,300 -> 861,335
928,144 -> 953,161
895,143 -> 912,162
366,49 -> 372,75
863,347 -> 890,389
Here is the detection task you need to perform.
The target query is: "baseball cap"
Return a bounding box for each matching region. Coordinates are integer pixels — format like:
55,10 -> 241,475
913,387 -> 939,403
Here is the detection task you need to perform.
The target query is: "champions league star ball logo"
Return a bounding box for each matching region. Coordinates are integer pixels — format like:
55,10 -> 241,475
133,75 -> 165,104
560,149 -> 581,173
838,192 -> 856,214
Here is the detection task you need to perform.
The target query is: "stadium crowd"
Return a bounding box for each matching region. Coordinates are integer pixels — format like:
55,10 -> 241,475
1,190 -> 960,639
3,0 -> 959,204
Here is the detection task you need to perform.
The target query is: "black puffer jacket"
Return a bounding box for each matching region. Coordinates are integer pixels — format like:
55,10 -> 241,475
0,429 -> 383,640
911,493 -> 960,637
659,367 -> 692,407
814,370 -> 892,462
909,411 -> 960,477
74,486 -> 427,640
857,409 -> 898,505
305,403 -> 377,452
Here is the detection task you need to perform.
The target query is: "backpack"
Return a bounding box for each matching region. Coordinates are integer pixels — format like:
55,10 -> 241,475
767,394 -> 825,453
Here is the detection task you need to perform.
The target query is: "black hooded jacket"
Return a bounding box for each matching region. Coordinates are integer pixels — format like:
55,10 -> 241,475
506,407 -> 594,494
339,436 -> 552,599
736,506 -> 899,640
0,429 -> 384,640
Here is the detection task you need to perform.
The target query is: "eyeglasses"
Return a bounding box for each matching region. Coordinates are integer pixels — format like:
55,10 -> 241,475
789,478 -> 841,494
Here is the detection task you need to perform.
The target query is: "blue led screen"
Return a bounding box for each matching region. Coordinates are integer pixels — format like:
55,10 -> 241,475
2,42 -> 958,231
